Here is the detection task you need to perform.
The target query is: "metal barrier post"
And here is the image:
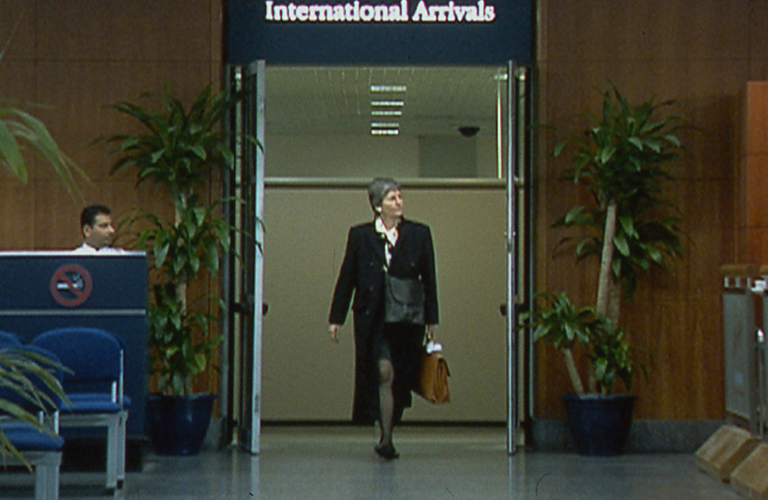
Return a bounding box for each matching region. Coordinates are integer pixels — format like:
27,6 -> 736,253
722,264 -> 759,434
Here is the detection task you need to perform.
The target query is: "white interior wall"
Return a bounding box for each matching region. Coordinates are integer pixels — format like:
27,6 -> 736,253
266,135 -> 420,178
266,133 -> 498,179
260,133 -> 508,422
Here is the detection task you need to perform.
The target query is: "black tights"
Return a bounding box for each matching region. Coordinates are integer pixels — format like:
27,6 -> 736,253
378,358 -> 395,446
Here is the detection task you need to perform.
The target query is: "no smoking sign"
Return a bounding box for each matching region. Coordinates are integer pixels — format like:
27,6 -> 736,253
50,264 -> 93,307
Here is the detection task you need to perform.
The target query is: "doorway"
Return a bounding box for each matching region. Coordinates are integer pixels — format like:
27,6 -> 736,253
224,64 -> 531,452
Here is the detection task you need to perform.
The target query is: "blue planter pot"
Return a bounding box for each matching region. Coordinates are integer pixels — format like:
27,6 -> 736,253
146,393 -> 216,456
562,394 -> 637,456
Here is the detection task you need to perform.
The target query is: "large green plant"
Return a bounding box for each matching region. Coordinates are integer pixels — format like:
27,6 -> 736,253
529,84 -> 683,395
105,83 -> 249,396
553,84 -> 684,324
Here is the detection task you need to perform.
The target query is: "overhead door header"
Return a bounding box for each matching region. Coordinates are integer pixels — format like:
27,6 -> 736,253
226,0 -> 533,65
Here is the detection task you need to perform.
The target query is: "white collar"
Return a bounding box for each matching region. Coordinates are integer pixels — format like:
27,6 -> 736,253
73,242 -> 125,254
375,217 -> 399,243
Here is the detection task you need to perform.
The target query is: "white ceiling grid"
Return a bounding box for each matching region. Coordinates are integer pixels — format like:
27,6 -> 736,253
265,66 -> 505,137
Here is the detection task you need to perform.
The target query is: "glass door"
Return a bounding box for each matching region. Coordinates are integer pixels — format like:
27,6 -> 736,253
224,61 -> 266,454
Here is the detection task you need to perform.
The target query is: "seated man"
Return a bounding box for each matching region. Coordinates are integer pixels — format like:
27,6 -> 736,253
72,204 -> 124,254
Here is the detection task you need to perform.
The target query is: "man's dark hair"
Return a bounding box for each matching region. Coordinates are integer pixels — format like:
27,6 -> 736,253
80,204 -> 111,229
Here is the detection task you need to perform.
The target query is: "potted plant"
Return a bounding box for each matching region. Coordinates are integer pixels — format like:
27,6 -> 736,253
103,83 -> 249,455
526,84 -> 685,455
521,291 -> 643,455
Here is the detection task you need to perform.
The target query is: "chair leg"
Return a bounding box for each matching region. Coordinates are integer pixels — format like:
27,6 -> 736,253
34,464 -> 48,500
117,411 -> 127,489
34,454 -> 61,500
106,411 -> 128,490
106,416 -> 119,490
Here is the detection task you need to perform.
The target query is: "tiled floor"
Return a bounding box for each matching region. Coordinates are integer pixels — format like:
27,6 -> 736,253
0,426 -> 744,499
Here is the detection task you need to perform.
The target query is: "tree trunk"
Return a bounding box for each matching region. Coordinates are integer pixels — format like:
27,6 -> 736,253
595,200 -> 618,318
607,278 -> 621,324
175,192 -> 190,394
174,192 -> 189,314
563,348 -> 585,396
590,199 -> 618,393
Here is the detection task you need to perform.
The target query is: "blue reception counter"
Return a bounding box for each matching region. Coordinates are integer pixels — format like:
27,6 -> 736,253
0,251 -> 148,439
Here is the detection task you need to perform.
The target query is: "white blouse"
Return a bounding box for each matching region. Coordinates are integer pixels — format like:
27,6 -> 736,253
375,217 -> 399,267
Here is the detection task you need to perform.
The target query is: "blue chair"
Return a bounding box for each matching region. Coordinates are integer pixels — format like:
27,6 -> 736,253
0,345 -> 64,500
0,330 -> 22,347
31,327 -> 129,491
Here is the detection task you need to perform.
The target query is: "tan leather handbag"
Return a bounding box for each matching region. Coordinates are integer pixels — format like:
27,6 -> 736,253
414,351 -> 450,404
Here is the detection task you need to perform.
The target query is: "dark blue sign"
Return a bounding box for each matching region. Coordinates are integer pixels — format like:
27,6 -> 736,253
226,0 -> 533,65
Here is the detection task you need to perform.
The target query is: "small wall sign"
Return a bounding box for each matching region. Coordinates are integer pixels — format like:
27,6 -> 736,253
50,264 -> 93,307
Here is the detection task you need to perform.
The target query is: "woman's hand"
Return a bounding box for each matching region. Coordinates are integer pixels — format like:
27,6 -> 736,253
329,324 -> 341,343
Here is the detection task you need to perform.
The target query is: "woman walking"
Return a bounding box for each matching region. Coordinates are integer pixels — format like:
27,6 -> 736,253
329,177 -> 439,459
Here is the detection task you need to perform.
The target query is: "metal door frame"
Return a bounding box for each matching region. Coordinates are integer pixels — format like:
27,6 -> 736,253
224,61 -> 266,454
504,61 -> 533,455
224,60 -> 531,455
504,60 -> 517,455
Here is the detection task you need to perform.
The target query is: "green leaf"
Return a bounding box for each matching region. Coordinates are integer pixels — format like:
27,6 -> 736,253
0,118 -> 27,180
155,241 -> 170,268
618,215 -> 637,237
191,144 -> 206,160
646,246 -> 663,264
599,146 -> 615,164
613,234 -> 630,256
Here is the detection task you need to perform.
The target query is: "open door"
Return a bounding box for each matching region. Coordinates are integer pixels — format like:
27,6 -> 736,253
504,61 -> 532,455
224,61 -> 266,454
504,60 -> 518,455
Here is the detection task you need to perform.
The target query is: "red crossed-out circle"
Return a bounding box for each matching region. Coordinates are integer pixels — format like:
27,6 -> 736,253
50,264 -> 93,307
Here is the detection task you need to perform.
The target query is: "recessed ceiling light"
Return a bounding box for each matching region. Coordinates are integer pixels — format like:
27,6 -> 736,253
370,85 -> 407,93
371,122 -> 400,128
371,109 -> 403,117
371,100 -> 405,107
371,129 -> 400,136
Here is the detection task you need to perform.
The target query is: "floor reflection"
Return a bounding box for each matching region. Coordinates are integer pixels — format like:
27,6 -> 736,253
0,426 -> 744,499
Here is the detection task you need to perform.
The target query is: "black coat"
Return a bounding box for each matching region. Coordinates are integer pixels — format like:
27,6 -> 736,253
329,218 -> 439,423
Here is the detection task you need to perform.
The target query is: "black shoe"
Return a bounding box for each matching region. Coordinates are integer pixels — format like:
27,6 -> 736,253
374,443 -> 400,460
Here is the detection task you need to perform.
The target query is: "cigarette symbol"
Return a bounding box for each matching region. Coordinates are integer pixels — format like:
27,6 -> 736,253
50,264 -> 93,307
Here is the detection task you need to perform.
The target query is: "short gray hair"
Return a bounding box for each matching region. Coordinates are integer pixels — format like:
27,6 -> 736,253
367,177 -> 401,211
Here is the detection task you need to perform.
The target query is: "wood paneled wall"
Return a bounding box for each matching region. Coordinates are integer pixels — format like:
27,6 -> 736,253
535,0 -> 767,419
742,82 -> 768,264
0,1 -> 222,392
0,0 -> 221,251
